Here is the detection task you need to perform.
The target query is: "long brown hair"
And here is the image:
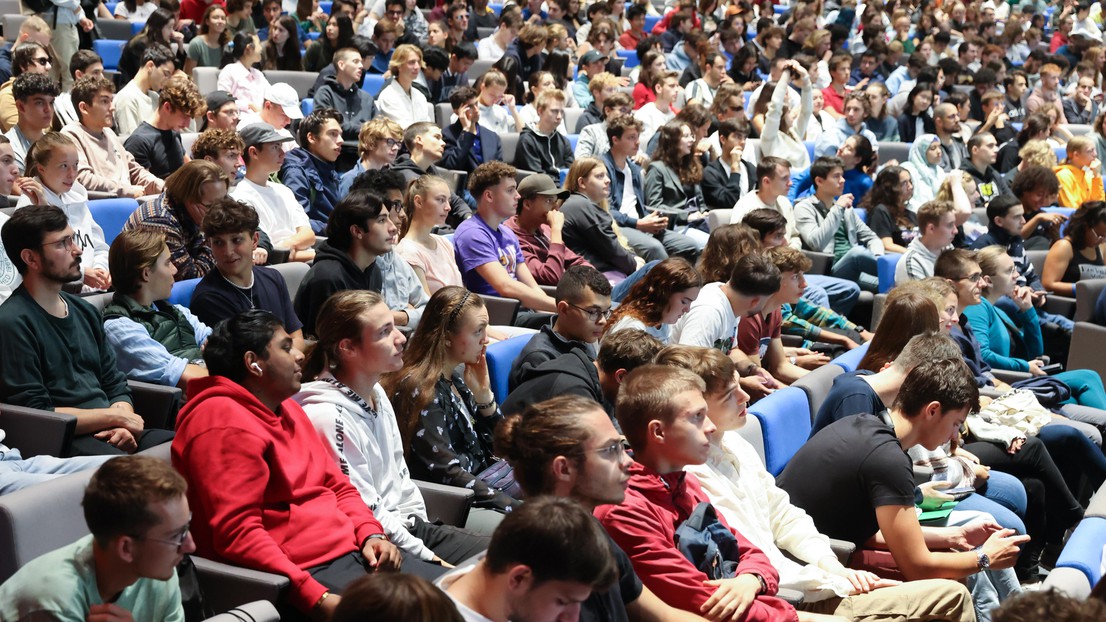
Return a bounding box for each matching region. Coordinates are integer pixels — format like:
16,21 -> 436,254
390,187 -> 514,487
650,120 -> 703,186
382,286 -> 486,446
605,257 -> 702,331
302,290 -> 387,381
857,289 -> 940,372
696,223 -> 761,283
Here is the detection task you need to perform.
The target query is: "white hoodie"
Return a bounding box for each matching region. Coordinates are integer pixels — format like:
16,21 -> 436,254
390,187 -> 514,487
15,181 -> 110,273
294,374 -> 436,561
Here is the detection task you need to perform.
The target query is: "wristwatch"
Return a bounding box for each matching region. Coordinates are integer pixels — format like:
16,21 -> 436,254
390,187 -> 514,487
976,550 -> 991,571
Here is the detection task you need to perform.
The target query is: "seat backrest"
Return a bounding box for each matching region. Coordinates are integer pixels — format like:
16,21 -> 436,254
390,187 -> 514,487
3,14 -> 27,42
832,342 -> 870,372
272,262 -> 310,303
735,410 -> 765,467
564,107 -> 583,132
1076,279 -> 1106,323
706,209 -> 733,232
469,58 -> 496,81
0,468 -> 94,583
436,102 -> 453,128
748,386 -> 811,475
263,70 -> 317,100
790,363 -> 844,421
95,17 -> 134,41
482,294 -> 520,327
877,253 -> 900,293
876,142 -> 911,166
871,292 -> 888,330
1026,250 -> 1048,278
486,334 -> 531,404
501,133 -> 521,162
88,198 -> 140,245
92,39 -> 125,71
170,277 -> 202,308
361,74 -> 386,97
84,292 -> 114,313
192,67 -> 220,98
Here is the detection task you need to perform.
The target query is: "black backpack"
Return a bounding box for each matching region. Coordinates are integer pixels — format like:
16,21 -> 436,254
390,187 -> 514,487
22,0 -> 56,16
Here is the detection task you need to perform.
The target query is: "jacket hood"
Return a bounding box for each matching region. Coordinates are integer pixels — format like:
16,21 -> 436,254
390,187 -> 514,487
391,154 -> 428,176
529,348 -> 599,384
295,375 -> 370,419
285,147 -> 336,176
313,241 -> 365,275
961,159 -> 992,181
179,376 -> 284,429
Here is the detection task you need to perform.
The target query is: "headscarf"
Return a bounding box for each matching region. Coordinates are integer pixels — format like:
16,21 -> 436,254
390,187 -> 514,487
901,134 -> 944,212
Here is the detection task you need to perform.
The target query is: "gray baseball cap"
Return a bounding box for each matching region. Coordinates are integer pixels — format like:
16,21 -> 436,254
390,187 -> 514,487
239,123 -> 295,150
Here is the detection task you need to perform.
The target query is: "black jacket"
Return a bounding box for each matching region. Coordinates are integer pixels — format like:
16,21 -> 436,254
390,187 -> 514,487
313,74 -> 377,150
501,349 -> 608,417
961,160 -> 1011,208
440,120 -> 503,174
701,158 -> 757,211
514,126 -> 574,177
575,102 -> 603,133
391,155 -> 472,228
294,242 -> 382,336
508,324 -> 595,392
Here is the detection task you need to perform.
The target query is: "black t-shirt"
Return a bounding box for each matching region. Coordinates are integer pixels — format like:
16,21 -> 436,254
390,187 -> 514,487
123,122 -> 185,180
809,370 -> 884,437
868,204 -> 919,249
190,266 -> 304,333
777,414 -> 915,547
581,530 -> 643,622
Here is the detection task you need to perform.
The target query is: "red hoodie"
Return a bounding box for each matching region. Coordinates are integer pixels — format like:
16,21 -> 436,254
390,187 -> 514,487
595,462 -> 797,622
172,376 -> 385,613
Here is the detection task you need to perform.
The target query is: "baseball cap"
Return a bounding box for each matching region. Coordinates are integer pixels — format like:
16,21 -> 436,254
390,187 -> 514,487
239,123 -> 296,149
264,83 -> 304,120
206,90 -> 236,112
518,174 -> 570,200
579,50 -> 609,66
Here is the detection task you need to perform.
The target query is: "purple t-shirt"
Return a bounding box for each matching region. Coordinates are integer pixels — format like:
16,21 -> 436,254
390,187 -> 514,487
454,214 -> 525,296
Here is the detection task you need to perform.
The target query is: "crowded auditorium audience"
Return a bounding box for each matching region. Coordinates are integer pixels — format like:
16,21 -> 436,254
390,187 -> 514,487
6,1 -> 1106,621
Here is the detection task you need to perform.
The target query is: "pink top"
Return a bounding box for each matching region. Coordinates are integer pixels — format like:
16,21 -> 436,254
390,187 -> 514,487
217,63 -> 271,112
395,235 -> 463,294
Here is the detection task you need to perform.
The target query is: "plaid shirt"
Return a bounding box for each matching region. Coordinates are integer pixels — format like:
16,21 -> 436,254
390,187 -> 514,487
781,298 -> 859,342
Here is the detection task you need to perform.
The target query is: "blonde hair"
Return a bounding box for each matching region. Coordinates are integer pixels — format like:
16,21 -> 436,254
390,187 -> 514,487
565,157 -> 630,250
588,71 -> 619,95
25,132 -> 77,179
535,88 -> 566,111
936,171 -> 975,203
388,44 -> 423,75
1064,135 -> 1095,165
357,117 -> 403,157
1019,139 -> 1057,168
401,174 -> 451,239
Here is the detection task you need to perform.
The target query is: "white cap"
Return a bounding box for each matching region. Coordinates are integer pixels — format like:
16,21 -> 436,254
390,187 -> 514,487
264,83 -> 304,120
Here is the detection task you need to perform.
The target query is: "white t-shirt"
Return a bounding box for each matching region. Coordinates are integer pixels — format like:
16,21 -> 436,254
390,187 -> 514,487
618,161 -> 637,219
114,1 -> 158,22
671,282 -> 738,353
732,192 -> 801,249
633,102 -> 674,156
435,556 -> 496,622
230,178 -> 311,247
477,36 -> 506,61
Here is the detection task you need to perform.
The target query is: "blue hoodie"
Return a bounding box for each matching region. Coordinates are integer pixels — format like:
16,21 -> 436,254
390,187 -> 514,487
280,147 -> 341,234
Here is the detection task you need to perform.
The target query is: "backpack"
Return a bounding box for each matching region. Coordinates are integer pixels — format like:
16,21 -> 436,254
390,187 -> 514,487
23,0 -> 56,16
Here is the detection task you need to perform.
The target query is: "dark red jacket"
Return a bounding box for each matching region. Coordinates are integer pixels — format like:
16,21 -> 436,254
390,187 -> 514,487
595,461 -> 797,622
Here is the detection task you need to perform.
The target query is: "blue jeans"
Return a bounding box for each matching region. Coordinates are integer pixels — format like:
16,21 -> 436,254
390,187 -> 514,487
830,246 -> 879,292
805,274 -> 861,316
611,260 -> 660,303
944,510 -> 1023,622
956,470 -> 1027,535
0,452 -> 113,495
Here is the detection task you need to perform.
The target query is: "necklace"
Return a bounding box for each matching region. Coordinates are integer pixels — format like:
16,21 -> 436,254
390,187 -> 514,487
220,271 -> 256,310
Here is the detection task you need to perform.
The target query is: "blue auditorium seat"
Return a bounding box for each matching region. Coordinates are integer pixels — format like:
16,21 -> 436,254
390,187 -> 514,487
88,198 -> 140,244
832,342 -> 869,372
748,387 -> 811,475
485,335 -> 531,405
877,253 -> 900,293
169,278 -> 201,308
362,74 -> 386,97
92,40 -> 126,72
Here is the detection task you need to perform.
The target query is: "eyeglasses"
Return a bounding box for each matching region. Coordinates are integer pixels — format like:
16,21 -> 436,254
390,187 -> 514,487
955,272 -> 983,283
383,138 -> 400,148
32,56 -> 50,66
592,441 -> 626,460
140,514 -> 192,549
384,198 -> 403,211
41,236 -> 76,252
568,302 -> 612,322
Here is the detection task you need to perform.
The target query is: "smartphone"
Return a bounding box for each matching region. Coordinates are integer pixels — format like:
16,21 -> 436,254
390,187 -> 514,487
944,486 -> 975,499
1040,363 -> 1064,374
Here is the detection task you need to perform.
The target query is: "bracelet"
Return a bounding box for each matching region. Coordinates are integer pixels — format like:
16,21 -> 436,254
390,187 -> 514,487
475,398 -> 496,410
367,533 -> 389,541
1073,283 -> 1078,297
314,591 -> 331,610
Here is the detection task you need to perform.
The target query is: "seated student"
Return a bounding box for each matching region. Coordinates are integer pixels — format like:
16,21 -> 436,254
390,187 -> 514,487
795,156 -> 885,292
191,198 -> 304,351
396,174 -> 465,295
0,42 -> 50,134
789,135 -> 877,214
603,114 -> 700,263
1042,200 -> 1106,296
0,457 -> 193,620
474,68 -> 524,135
124,160 -> 227,282
504,173 -> 592,287
190,128 -> 245,181
454,161 -> 558,317
895,199 -> 959,285
508,265 -> 610,391
1010,164 -> 1066,251
339,117 -> 403,197
440,86 -> 504,176
50,49 -> 103,129
294,190 -> 393,337
4,73 -> 58,173
659,345 -> 977,622
103,229 -> 211,391
113,44 -> 176,137
0,206 -> 174,456
814,91 -> 879,159
391,121 -> 472,228
702,118 -> 756,211
333,573 -> 465,621
633,70 -> 679,155
63,75 -> 163,199
124,74 -> 206,181
863,166 -> 919,255
201,91 -> 241,132
16,132 -> 111,292
426,42 -> 476,105
595,365 -> 838,622
575,90 -> 632,160
495,394 -> 714,622
733,157 -> 800,248
1054,135 -> 1105,209
735,246 -> 814,385
642,120 -> 710,250
561,157 -> 646,282
962,133 -> 1012,208
501,326 -> 663,418
438,497 -> 618,619
237,83 -> 302,148
376,44 -> 434,128
230,123 -> 317,262
381,287 -> 521,512
280,108 -> 345,234
315,47 -> 377,172
296,290 -> 493,557
514,90 -> 574,177
574,70 -> 618,133
606,257 -> 703,345
172,310 -> 417,620
0,16 -> 53,86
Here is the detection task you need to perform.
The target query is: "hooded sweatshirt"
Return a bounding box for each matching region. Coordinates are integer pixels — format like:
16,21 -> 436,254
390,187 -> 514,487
280,147 -> 341,234
313,74 -> 377,150
594,462 -> 797,622
15,181 -> 109,272
962,159 -> 1011,208
294,241 -> 383,337
514,125 -> 574,178
172,376 -> 385,613
1054,162 -> 1106,210
295,376 -> 436,561
500,349 -> 606,417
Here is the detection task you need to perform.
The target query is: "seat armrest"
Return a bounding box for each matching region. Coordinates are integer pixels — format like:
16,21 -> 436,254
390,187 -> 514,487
481,294 -> 521,326
913,464 -> 934,487
829,538 -> 856,566
0,405 -> 76,457
202,601 -> 280,622
991,369 -> 1033,384
776,588 -> 805,605
802,251 -> 834,276
191,556 -> 289,614
127,380 -> 182,430
416,479 -> 475,527
1044,295 -> 1076,318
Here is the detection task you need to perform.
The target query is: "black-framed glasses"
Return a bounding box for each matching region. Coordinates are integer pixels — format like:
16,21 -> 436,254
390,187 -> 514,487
384,198 -> 403,211
140,513 -> 192,548
568,303 -> 612,323
383,138 -> 401,148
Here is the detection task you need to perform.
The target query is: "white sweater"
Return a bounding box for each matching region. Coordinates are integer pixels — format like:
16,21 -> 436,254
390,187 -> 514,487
16,182 -> 109,273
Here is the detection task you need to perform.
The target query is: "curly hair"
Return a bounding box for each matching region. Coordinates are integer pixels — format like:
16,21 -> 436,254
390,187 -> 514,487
191,128 -> 244,160
697,223 -> 761,283
861,165 -> 912,227
604,257 -> 703,333
159,74 -> 207,118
